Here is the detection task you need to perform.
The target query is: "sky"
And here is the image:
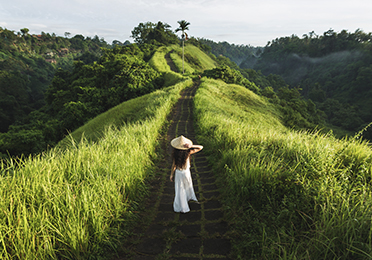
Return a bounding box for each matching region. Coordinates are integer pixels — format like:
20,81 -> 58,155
1,0 -> 372,47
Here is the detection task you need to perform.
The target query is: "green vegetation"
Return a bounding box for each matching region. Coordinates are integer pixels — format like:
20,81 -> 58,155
130,21 -> 178,46
149,46 -> 174,72
2,22 -> 212,159
0,79 -> 192,259
252,29 -> 372,138
204,30 -> 372,139
201,65 -> 325,131
0,27 -> 108,134
199,38 -> 262,67
149,43 -> 217,85
175,20 -> 190,74
3,21 -> 372,259
170,44 -> 217,76
0,44 -> 163,157
59,77 -> 191,146
148,45 -> 185,86
194,78 -> 372,259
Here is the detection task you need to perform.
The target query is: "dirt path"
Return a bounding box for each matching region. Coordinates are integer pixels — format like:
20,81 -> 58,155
165,50 -> 178,73
115,81 -> 232,259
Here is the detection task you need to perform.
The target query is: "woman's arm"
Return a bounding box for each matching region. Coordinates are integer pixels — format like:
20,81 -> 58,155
189,145 -> 203,155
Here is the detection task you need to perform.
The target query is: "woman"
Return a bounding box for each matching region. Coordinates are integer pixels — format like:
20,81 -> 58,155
170,135 -> 203,213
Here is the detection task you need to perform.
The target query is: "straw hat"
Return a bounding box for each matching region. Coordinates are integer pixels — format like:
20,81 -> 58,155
171,135 -> 194,150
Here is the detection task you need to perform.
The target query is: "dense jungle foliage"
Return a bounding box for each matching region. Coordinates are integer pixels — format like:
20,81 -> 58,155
202,31 -> 372,138
0,27 -> 109,132
0,27 -> 113,156
0,22 -> 193,158
251,29 -> 372,138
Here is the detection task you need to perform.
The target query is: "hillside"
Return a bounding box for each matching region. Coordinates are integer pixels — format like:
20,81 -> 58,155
0,26 -> 221,158
1,36 -> 372,259
198,38 -> 262,67
0,38 -> 217,258
59,43 -> 218,146
0,27 -> 109,133
250,29 -> 372,138
195,78 -> 372,259
203,30 -> 372,140
2,23 -> 332,159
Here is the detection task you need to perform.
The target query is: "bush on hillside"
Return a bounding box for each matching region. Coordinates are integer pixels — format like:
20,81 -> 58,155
0,44 -> 165,157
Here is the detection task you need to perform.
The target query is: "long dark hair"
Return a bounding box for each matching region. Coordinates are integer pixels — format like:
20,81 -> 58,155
172,148 -> 191,169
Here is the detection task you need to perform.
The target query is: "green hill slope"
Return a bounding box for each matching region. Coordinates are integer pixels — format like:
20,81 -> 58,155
252,30 -> 372,138
194,78 -> 372,259
0,43 -> 217,259
150,44 -> 217,74
62,43 -> 217,145
0,28 -> 108,133
149,44 -> 217,86
0,41 -> 218,158
1,41 -> 372,260
0,78 -> 192,259
58,79 -> 191,146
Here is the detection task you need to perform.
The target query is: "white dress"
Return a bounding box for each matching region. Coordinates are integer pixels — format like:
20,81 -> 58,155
173,159 -> 198,213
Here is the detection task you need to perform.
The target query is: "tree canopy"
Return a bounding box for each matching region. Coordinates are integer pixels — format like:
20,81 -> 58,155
250,29 -> 372,137
175,20 -> 190,39
131,21 -> 178,45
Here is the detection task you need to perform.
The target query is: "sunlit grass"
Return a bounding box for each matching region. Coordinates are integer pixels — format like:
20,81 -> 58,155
185,44 -> 217,70
0,79 -> 192,259
148,45 -> 185,87
170,44 -> 217,75
148,46 -> 172,73
149,44 -> 216,81
59,80 -> 190,146
194,78 -> 372,259
170,49 -> 195,75
152,44 -> 217,77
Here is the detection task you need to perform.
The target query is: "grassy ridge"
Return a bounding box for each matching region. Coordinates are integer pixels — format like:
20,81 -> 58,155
170,44 -> 217,75
194,78 -> 372,259
148,46 -> 174,73
148,46 -> 184,87
149,44 -> 217,76
0,79 -> 192,259
58,85 -> 178,146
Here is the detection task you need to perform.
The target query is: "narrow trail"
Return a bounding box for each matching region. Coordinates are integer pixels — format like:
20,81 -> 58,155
165,50 -> 178,73
117,81 -> 231,259
114,52 -> 231,259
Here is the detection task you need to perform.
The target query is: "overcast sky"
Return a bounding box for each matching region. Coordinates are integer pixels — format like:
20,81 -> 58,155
1,0 -> 372,46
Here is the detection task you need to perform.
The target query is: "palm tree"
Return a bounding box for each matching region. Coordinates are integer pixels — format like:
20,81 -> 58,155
175,20 -> 190,74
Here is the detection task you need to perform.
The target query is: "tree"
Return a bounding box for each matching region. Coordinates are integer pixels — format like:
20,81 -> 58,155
112,40 -> 122,46
20,28 -> 29,36
131,21 -> 177,45
131,22 -> 156,44
175,20 -> 190,74
64,32 -> 71,38
147,22 -> 177,45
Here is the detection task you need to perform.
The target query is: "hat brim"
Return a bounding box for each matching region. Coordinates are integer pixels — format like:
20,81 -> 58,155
170,135 -> 193,150
171,144 -> 197,150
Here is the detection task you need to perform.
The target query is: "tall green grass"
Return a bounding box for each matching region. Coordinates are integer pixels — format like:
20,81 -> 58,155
148,45 -> 185,87
170,44 -> 217,75
58,81 -> 186,146
194,78 -> 372,259
148,46 -> 173,73
149,44 -> 217,78
0,79 -> 192,259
